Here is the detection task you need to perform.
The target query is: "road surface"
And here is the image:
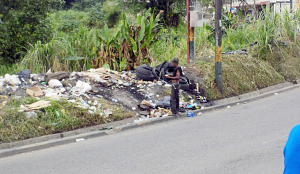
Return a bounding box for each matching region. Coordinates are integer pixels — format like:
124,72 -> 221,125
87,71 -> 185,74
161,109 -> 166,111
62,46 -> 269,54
1,88 -> 300,174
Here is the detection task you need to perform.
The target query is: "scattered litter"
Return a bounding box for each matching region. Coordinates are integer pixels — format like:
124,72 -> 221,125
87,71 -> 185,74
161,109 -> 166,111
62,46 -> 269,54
91,74 -> 107,83
0,95 -> 8,100
197,112 -> 202,116
0,66 -> 209,126
26,87 -> 43,98
48,79 -> 63,88
274,93 -> 279,95
47,69 -> 52,74
187,112 -> 194,117
141,100 -> 150,106
17,69 -> 31,80
88,110 -> 94,114
45,72 -> 70,82
5,74 -> 20,86
19,105 -> 28,112
55,110 -> 60,117
104,109 -> 113,116
227,106 -> 231,109
106,126 -> 113,130
26,100 -> 51,110
75,80 -> 92,93
25,111 -> 37,118
1,101 -> 7,108
76,138 -> 85,142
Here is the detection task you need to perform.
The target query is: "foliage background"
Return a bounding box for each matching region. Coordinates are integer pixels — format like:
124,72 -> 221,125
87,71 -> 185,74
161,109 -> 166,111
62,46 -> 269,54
1,0 -> 300,100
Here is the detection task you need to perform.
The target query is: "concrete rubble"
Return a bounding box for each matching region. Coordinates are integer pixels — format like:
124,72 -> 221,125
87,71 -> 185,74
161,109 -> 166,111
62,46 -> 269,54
0,67 -> 208,123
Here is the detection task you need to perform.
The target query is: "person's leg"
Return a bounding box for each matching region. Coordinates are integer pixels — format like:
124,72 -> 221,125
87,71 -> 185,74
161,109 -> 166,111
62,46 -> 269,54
175,84 -> 179,114
171,84 -> 176,114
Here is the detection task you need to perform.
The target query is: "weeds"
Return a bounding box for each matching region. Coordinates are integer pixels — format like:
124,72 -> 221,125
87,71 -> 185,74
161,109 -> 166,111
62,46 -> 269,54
0,97 -> 133,143
4,8 -> 300,100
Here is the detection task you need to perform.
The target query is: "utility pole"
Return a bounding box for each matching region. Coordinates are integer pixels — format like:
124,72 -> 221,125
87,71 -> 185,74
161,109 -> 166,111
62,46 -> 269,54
187,0 -> 195,63
187,0 -> 190,63
215,0 -> 223,94
189,0 -> 195,63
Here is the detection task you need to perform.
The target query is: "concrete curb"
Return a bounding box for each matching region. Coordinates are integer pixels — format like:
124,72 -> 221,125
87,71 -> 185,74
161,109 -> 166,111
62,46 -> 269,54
1,82 -> 300,158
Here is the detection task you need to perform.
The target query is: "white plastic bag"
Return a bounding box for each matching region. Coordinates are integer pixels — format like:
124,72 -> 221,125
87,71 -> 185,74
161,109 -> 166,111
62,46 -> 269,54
75,80 -> 92,93
48,79 -> 63,88
5,74 -> 21,86
91,74 -> 107,83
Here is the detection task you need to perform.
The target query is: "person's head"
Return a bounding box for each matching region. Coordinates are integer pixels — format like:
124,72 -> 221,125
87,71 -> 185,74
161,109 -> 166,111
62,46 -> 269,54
171,58 -> 179,67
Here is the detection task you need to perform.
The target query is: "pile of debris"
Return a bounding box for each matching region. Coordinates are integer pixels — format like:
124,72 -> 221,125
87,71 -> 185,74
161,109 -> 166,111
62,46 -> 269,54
0,66 -> 207,122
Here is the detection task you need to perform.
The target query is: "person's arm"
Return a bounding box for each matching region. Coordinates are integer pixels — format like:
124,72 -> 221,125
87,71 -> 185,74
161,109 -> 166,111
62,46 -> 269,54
166,70 -> 180,80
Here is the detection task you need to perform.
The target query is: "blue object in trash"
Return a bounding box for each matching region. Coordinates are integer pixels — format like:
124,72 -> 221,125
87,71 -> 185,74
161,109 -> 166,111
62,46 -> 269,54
187,104 -> 193,109
187,112 -> 194,117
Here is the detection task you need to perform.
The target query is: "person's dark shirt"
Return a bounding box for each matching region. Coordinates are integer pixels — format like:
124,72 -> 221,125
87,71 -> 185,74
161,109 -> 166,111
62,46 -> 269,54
173,67 -> 183,77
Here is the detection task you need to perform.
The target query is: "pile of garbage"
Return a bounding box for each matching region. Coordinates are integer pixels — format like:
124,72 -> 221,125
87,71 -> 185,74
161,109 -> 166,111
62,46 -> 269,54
0,66 -> 207,122
136,61 -> 190,90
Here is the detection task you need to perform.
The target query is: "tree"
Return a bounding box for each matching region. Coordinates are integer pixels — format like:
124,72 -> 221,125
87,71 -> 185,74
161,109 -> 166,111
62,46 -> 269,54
0,0 -> 64,63
122,0 -> 213,27
71,0 -> 106,11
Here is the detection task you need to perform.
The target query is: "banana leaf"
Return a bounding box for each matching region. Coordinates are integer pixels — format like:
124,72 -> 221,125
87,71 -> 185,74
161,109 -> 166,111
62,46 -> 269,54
130,37 -> 137,55
138,16 -> 145,42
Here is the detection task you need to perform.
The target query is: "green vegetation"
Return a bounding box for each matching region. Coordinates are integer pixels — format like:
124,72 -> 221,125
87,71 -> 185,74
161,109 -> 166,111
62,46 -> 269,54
0,97 -> 132,143
0,0 -> 65,63
1,0 -> 300,143
149,9 -> 300,99
1,1 -> 300,101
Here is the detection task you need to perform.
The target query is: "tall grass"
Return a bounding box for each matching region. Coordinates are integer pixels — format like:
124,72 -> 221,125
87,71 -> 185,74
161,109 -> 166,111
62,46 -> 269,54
21,27 -> 100,73
151,8 -> 300,63
17,8 -> 300,74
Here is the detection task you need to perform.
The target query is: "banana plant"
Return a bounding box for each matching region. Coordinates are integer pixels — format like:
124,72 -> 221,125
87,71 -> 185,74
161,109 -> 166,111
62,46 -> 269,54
97,8 -> 161,70
120,8 -> 162,68
98,23 -> 121,69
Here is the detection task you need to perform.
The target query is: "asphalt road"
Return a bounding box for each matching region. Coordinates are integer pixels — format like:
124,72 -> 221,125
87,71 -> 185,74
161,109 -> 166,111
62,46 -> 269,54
1,88 -> 300,174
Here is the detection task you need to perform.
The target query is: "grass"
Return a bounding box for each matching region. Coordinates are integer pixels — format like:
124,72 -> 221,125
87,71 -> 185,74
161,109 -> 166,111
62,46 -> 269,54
149,8 -> 300,99
0,97 -> 133,143
2,8 -> 300,99
1,8 -> 300,143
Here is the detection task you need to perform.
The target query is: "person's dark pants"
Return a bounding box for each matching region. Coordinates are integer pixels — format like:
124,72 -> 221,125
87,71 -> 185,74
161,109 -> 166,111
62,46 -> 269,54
171,83 -> 179,114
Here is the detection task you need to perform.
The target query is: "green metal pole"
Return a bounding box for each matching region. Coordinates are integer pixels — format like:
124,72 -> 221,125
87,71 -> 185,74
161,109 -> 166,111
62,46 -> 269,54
215,0 -> 223,94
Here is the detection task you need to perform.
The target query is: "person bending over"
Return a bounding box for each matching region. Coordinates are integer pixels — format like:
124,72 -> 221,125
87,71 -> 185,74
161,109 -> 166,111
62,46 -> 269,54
166,58 -> 182,115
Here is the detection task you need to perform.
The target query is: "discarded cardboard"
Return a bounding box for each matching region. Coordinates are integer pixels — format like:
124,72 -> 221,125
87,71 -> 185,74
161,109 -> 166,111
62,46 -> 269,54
0,100 -> 7,109
26,87 -> 43,98
141,100 -> 150,106
26,100 -> 51,110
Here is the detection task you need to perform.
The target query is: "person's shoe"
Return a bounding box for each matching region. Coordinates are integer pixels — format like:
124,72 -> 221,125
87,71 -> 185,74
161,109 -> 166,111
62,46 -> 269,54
169,113 -> 180,117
